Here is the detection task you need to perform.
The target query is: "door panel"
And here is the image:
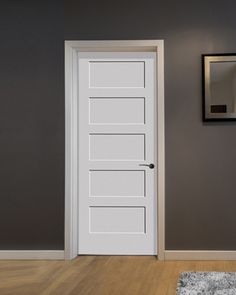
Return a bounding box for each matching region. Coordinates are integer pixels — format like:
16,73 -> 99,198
89,134 -> 145,161
89,207 -> 145,233
89,61 -> 145,88
89,170 -> 145,197
78,52 -> 157,255
89,97 -> 145,125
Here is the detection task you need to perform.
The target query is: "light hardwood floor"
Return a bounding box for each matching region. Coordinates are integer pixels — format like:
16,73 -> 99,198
0,256 -> 236,295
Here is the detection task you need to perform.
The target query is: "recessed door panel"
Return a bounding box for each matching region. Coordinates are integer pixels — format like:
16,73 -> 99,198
89,134 -> 145,161
89,170 -> 145,197
89,61 -> 145,88
89,207 -> 146,233
89,97 -> 145,125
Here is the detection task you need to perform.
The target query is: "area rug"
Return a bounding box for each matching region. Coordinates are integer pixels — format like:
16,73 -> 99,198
177,272 -> 236,295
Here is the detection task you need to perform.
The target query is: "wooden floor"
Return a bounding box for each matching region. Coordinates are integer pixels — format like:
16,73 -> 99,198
0,256 -> 236,295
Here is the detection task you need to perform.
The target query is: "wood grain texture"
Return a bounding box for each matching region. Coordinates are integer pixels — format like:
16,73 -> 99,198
0,256 -> 236,295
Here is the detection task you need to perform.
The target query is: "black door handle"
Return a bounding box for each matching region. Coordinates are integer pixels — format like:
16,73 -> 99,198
139,163 -> 155,169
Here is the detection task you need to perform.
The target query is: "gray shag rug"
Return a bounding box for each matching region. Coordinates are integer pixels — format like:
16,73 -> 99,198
177,272 -> 236,295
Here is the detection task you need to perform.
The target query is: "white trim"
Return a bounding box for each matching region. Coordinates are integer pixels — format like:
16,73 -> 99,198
65,40 -> 165,260
156,41 -> 165,261
65,42 -> 78,260
165,251 -> 236,260
0,251 -> 64,260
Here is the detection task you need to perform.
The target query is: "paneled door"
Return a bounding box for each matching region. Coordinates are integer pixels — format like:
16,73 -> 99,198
78,52 -> 157,254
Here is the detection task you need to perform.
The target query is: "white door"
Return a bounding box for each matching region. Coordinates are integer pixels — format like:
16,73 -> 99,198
78,52 -> 157,255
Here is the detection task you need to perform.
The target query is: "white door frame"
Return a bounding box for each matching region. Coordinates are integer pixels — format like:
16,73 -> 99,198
64,40 -> 165,260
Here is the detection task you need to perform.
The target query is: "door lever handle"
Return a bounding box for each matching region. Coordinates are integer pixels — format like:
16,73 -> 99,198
139,163 -> 155,169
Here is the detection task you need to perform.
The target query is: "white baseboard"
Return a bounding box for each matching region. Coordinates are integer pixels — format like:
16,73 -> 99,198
3,250 -> 236,261
0,250 -> 65,260
165,250 -> 236,260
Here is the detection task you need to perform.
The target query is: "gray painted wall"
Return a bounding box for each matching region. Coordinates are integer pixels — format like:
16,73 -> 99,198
1,0 -> 236,250
0,1 -> 64,250
65,0 -> 236,250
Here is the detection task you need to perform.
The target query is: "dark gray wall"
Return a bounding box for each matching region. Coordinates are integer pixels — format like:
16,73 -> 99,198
65,0 -> 236,250
0,1 -> 64,249
1,0 -> 236,250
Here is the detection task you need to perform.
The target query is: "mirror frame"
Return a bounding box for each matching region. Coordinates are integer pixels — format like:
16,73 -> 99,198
202,53 -> 236,121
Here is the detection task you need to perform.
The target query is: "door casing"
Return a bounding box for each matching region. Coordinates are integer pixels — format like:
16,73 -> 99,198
64,40 -> 165,260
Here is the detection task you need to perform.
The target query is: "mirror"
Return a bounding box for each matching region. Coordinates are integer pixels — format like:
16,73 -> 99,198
203,54 -> 236,121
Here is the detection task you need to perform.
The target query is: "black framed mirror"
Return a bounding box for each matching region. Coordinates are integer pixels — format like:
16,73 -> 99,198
202,54 -> 236,121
